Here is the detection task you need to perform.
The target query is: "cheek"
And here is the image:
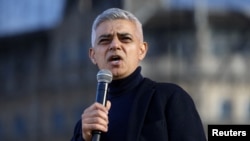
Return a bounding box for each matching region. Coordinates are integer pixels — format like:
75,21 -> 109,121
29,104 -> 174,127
138,52 -> 145,60
136,48 -> 143,60
128,51 -> 141,62
94,49 -> 106,59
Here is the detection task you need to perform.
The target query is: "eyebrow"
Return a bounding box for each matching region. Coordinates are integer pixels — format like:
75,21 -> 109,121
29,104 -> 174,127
118,32 -> 132,37
98,34 -> 112,40
98,32 -> 132,39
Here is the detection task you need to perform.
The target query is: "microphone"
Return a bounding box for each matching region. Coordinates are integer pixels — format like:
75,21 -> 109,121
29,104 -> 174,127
92,69 -> 113,141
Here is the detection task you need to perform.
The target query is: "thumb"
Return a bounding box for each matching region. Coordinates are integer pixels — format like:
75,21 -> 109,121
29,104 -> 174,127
106,100 -> 111,111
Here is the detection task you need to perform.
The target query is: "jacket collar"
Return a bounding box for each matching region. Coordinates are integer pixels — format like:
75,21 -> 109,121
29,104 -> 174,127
126,78 -> 156,141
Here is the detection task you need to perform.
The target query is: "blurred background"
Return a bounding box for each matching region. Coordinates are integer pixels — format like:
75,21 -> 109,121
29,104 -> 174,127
0,0 -> 250,140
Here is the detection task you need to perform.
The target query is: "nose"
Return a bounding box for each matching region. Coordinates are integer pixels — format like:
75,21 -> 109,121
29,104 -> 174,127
109,37 -> 121,51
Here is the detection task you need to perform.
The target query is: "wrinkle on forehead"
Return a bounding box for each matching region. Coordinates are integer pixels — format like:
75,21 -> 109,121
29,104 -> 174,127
98,32 -> 132,40
93,19 -> 143,45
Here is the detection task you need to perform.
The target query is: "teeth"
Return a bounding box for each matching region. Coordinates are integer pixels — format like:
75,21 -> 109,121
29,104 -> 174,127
111,55 -> 120,61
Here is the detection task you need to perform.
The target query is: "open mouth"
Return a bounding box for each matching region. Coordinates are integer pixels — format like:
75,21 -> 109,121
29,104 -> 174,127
109,55 -> 122,62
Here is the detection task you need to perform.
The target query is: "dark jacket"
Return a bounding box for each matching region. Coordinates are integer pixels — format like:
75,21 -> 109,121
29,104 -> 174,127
71,77 -> 207,141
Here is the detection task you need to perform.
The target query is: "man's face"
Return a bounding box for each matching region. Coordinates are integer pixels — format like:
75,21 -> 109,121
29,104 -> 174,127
89,19 -> 147,80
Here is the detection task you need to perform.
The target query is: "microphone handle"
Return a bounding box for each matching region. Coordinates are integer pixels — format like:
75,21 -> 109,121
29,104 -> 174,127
92,131 -> 101,141
95,82 -> 109,106
92,82 -> 109,141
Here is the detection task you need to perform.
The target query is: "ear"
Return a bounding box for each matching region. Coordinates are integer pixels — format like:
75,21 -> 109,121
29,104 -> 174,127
89,48 -> 97,64
139,42 -> 148,60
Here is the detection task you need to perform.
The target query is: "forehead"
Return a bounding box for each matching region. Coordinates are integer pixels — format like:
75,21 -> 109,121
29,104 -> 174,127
95,19 -> 137,36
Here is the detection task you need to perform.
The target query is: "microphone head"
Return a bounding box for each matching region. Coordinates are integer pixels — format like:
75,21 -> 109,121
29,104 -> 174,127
97,69 -> 113,83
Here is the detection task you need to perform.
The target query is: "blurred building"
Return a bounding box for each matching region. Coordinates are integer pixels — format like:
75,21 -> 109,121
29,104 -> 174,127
132,0 -> 250,133
0,0 -> 250,140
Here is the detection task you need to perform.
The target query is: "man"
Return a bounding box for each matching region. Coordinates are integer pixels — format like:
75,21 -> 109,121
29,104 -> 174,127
71,8 -> 207,141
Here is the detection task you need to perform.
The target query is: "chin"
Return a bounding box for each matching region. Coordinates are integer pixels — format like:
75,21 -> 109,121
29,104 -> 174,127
110,69 -> 120,77
110,69 -> 123,79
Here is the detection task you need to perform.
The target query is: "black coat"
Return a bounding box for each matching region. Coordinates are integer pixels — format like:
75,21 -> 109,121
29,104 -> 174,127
71,78 -> 207,141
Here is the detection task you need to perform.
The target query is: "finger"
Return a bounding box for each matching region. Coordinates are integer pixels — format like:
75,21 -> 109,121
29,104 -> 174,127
83,115 -> 109,126
82,122 -> 108,141
82,108 -> 109,123
82,116 -> 109,135
81,103 -> 110,126
83,121 -> 108,132
86,102 -> 109,114
81,102 -> 110,141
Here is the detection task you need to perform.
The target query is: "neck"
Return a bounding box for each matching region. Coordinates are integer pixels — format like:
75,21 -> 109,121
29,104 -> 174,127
109,66 -> 143,95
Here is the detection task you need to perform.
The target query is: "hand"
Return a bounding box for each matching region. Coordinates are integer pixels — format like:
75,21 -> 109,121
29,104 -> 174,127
81,101 -> 111,141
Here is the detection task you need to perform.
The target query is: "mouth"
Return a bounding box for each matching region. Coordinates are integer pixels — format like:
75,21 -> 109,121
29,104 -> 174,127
108,55 -> 123,64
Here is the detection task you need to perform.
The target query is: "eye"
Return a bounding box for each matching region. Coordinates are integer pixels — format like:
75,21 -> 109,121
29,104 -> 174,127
98,38 -> 111,45
120,36 -> 132,43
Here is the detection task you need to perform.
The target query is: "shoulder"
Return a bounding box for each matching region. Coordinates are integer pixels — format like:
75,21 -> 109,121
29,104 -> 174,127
143,77 -> 187,94
143,77 -> 193,102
